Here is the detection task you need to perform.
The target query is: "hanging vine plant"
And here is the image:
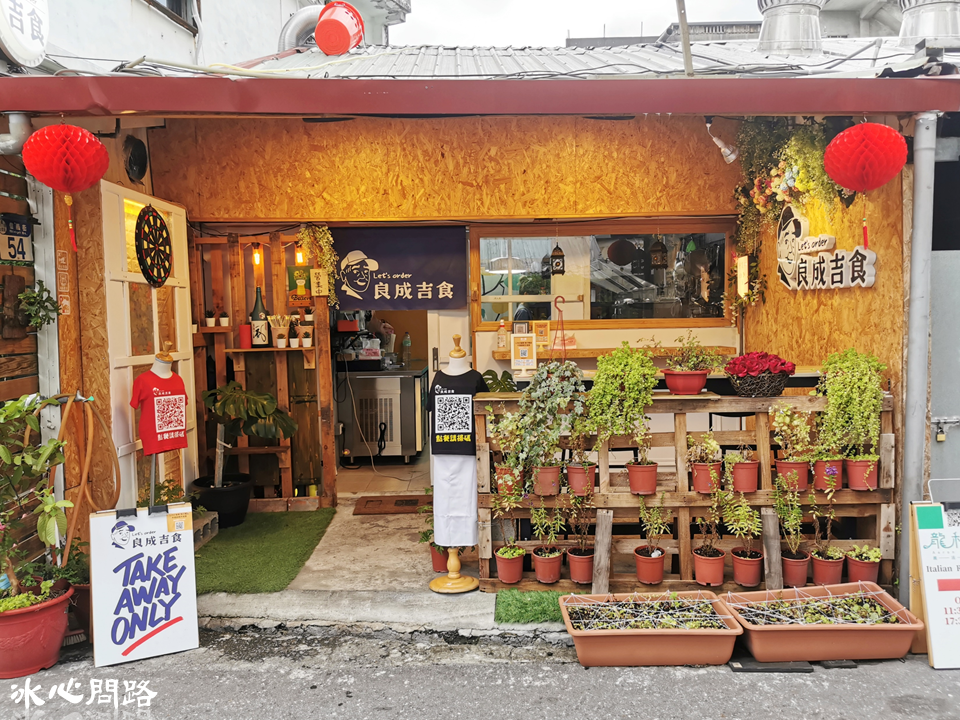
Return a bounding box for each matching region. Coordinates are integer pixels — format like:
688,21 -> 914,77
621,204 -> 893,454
296,225 -> 340,308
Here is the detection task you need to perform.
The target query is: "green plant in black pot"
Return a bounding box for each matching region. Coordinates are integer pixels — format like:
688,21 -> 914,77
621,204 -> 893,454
198,382 -> 298,527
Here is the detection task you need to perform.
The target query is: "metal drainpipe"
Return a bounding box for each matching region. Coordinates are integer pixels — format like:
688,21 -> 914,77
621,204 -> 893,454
675,0 -> 695,77
900,111 -> 938,604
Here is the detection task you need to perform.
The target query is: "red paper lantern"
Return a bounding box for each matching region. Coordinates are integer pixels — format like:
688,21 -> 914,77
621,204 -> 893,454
823,123 -> 907,193
22,124 -> 110,252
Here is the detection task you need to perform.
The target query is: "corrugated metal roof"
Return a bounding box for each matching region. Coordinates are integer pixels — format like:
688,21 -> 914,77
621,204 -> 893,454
239,37 -> 948,80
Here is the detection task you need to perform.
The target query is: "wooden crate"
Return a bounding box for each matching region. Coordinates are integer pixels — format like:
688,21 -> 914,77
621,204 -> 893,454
474,392 -> 896,594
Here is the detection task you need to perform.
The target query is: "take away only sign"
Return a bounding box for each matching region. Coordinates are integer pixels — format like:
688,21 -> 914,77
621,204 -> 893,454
913,503 -> 960,669
90,503 -> 199,667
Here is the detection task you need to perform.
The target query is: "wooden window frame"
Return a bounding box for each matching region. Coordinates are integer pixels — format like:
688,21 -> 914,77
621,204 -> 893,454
470,217 -> 737,332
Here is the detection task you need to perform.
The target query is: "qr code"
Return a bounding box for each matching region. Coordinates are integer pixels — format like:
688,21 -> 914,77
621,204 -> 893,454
154,395 -> 186,433
434,394 -> 472,434
174,520 -> 185,531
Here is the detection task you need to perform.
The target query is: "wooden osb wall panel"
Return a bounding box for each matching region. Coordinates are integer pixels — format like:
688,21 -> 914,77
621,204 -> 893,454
101,127 -> 153,196
745,177 -> 904,396
148,116 -> 741,221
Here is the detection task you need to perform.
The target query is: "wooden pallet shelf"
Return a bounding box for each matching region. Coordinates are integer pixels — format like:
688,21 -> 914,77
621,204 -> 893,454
474,392 -> 896,595
491,346 -> 738,361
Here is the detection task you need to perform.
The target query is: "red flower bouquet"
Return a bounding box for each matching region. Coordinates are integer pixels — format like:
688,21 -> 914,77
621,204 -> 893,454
725,352 -> 795,397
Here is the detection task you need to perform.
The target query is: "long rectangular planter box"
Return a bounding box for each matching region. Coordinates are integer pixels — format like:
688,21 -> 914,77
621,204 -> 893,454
559,591 -> 742,667
724,581 -> 924,663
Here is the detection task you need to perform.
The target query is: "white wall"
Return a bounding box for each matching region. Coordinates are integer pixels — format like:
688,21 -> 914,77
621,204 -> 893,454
47,0 -> 306,70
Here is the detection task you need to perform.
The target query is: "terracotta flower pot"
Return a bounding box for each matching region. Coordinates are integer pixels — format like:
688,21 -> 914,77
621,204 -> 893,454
782,551 -> 811,588
533,465 -> 561,495
70,583 -> 92,639
568,548 -> 595,585
626,462 -> 658,495
430,545 -> 450,573
532,548 -> 563,584
693,548 -> 726,587
0,586 -> 74,679
567,464 -> 596,496
846,459 -> 878,490
724,582 -> 924,663
560,591 -> 743,667
494,465 -> 521,495
847,557 -> 881,584
731,461 -> 760,492
813,460 -> 844,491
634,545 -> 667,585
811,554 -> 845,586
691,462 -> 722,493
495,551 -> 524,584
731,548 -> 763,588
663,369 -> 709,395
776,460 -> 810,491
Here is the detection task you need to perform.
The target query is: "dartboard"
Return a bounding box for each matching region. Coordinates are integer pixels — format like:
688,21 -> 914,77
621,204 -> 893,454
135,205 -> 172,288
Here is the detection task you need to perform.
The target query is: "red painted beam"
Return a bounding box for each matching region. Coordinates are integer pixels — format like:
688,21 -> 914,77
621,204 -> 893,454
0,75 -> 957,117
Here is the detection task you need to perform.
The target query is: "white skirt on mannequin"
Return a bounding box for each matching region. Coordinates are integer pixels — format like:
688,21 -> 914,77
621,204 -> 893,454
430,454 -> 478,547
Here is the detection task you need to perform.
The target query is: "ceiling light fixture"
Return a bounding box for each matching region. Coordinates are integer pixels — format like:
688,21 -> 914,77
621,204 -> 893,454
705,117 -> 739,165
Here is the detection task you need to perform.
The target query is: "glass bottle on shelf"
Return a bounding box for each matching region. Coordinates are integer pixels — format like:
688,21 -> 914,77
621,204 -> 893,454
250,287 -> 269,347
497,318 -> 508,349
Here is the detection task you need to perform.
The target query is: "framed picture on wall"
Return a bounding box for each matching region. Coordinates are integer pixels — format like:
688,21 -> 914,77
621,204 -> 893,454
512,321 -> 529,335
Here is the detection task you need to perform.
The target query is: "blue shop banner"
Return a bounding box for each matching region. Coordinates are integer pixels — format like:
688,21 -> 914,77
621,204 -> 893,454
332,227 -> 467,310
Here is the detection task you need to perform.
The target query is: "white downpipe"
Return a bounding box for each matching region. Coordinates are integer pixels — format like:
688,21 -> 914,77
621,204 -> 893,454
900,111 -> 938,605
0,113 -> 32,155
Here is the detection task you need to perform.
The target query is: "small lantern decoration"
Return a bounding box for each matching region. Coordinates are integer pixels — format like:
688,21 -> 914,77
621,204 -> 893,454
21,124 -> 109,252
823,123 -> 907,249
550,242 -> 565,276
650,236 -> 668,269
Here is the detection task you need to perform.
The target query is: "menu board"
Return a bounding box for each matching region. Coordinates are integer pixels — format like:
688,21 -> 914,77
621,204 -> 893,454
913,503 -> 960,669
511,333 -> 536,375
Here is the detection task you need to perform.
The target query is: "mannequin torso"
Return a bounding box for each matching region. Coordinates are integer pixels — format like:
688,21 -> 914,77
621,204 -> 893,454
150,357 -> 173,379
444,355 -> 472,376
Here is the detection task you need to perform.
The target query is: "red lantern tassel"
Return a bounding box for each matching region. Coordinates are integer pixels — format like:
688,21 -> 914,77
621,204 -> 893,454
64,194 -> 76,252
862,216 -> 869,250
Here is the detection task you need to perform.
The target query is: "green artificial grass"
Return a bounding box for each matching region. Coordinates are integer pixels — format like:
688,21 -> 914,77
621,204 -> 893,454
494,589 -> 563,624
195,509 -> 335,595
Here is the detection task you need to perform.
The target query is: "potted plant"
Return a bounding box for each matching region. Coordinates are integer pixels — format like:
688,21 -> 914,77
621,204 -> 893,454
300,327 -> 313,348
17,280 -> 61,330
491,490 -> 524,584
771,401 -> 814,490
204,309 -> 216,327
305,306 -> 315,323
417,490 -> 450,573
846,544 -> 882,584
687,432 -> 721,493
724,583 -> 922,663
218,310 -> 230,327
530,499 -> 564,584
774,471 -> 809,587
198,381 -> 298,527
587,342 -> 659,494
724,351 -> 796,398
487,406 -> 528,494
566,418 -> 596,496
635,492 -> 671,585
289,318 -> 301,348
0,395 -> 75,679
812,434 -> 845,492
275,331 -> 288,349
192,321 -> 199,334
567,495 -> 595,584
816,349 -> 886,491
808,471 -> 844,585
693,476 -> 729,587
659,331 -> 723,395
522,361 -> 585,495
725,492 -> 763,587
724,449 -> 759,493
559,591 -> 743,667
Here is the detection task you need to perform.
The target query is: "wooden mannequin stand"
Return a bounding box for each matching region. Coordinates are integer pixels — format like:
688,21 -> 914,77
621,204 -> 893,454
430,547 -> 479,594
428,335 -> 479,594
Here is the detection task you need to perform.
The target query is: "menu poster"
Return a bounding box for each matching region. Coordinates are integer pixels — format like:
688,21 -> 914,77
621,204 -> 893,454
511,333 -> 536,372
913,503 -> 960,668
533,321 -> 550,349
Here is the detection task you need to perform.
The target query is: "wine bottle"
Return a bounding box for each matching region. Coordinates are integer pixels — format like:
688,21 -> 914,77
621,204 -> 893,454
250,287 -> 269,347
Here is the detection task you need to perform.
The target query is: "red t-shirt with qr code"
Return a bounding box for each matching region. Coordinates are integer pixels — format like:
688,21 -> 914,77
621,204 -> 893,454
130,370 -> 189,456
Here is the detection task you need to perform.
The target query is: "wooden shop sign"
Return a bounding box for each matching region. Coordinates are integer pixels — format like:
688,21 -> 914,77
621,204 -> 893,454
776,206 -> 876,291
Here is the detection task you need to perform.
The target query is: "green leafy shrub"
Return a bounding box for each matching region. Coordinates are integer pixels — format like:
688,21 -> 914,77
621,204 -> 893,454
816,348 -> 886,459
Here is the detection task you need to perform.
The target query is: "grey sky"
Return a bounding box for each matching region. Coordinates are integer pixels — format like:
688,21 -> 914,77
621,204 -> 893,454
390,1 -> 761,47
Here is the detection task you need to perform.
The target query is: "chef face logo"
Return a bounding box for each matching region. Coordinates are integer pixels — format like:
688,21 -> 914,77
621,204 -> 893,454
111,520 -> 135,549
777,205 -> 809,281
339,250 -> 379,300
